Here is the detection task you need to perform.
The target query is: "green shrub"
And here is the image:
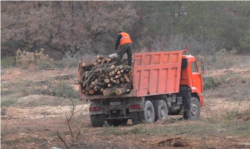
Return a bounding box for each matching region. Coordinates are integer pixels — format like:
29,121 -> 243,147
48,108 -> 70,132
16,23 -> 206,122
36,61 -> 56,70
49,82 -> 78,98
203,77 -> 219,89
1,97 -> 18,107
1,57 -> 14,68
54,52 -> 95,69
222,110 -> 239,121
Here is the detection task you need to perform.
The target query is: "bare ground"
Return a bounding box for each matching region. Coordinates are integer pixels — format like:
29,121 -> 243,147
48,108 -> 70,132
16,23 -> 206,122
1,57 -> 250,149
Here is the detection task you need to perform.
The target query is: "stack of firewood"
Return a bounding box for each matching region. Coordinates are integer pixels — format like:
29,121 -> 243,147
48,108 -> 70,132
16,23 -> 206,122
79,55 -> 132,97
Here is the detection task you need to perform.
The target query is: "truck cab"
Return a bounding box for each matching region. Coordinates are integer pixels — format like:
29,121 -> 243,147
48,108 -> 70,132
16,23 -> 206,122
180,55 -> 204,106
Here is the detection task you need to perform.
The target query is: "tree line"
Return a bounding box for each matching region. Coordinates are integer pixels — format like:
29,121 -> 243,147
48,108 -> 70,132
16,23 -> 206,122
1,1 -> 250,59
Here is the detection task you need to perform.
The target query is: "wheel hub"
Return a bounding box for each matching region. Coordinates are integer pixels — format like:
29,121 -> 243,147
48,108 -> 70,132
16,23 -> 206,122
147,109 -> 151,118
161,108 -> 165,117
191,103 -> 198,116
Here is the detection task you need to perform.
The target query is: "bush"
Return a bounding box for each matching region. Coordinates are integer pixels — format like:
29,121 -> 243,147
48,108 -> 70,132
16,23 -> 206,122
1,57 -> 15,68
203,77 -> 219,90
222,110 -> 240,121
204,49 -> 239,69
1,79 -> 78,99
1,97 -> 18,107
15,48 -> 53,68
54,51 -> 81,68
48,82 -> 78,99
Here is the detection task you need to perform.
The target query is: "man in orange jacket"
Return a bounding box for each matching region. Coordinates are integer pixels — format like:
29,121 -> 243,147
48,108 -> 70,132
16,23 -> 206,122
115,29 -> 133,66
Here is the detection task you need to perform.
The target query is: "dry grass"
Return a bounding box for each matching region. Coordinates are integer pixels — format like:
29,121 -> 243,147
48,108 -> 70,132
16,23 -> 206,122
15,48 -> 53,68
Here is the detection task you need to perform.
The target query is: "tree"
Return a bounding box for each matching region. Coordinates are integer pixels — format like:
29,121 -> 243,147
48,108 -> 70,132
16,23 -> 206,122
132,1 -> 185,49
1,1 -> 138,58
178,1 -> 250,51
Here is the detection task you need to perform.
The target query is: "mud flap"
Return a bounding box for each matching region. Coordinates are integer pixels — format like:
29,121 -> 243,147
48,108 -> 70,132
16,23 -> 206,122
89,101 -> 105,115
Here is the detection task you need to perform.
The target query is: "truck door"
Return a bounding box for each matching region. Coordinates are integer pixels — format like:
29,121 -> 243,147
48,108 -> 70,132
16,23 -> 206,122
190,61 -> 202,94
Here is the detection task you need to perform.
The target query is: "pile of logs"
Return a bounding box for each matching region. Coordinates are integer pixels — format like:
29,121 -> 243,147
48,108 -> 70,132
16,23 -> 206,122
79,55 -> 133,97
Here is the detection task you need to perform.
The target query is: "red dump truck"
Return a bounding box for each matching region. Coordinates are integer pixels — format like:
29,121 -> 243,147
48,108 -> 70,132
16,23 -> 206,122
78,48 -> 204,127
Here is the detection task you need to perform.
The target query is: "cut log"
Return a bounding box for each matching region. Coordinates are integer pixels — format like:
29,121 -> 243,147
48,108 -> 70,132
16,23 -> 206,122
124,73 -> 129,77
123,65 -> 132,70
107,84 -> 112,88
119,65 -> 124,69
95,82 -> 106,87
116,88 -> 130,95
91,81 -> 95,86
93,62 -> 98,66
115,79 -> 120,84
126,78 -> 130,82
117,71 -> 121,75
129,71 -> 133,76
89,89 -> 95,95
97,59 -> 102,63
104,79 -> 110,83
81,63 -> 86,67
97,55 -> 105,59
105,57 -> 112,62
86,64 -> 95,71
109,71 -> 115,76
86,86 -> 91,91
79,55 -> 133,96
103,88 -> 116,97
114,66 -> 121,72
120,78 -> 125,82
93,85 -> 102,91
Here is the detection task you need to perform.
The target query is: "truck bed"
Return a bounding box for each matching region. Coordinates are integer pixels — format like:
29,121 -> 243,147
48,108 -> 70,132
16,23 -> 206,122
80,50 -> 183,100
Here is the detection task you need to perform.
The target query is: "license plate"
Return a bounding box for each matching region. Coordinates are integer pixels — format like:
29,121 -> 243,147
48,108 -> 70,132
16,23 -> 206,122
110,102 -> 121,106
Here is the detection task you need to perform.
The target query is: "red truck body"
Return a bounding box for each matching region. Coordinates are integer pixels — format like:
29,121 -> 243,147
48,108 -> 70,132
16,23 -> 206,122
133,50 -> 182,96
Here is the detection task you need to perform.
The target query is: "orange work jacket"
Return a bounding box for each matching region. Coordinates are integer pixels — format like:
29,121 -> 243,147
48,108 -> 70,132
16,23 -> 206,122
119,32 -> 132,46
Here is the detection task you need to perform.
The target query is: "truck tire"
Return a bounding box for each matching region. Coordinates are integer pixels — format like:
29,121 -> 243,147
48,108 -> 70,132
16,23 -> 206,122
130,100 -> 155,124
90,114 -> 106,127
143,100 -> 155,124
130,112 -> 144,125
154,100 -> 168,121
183,97 -> 200,120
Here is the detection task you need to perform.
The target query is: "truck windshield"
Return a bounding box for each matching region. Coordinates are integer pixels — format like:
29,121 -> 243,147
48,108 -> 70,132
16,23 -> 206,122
191,62 -> 198,72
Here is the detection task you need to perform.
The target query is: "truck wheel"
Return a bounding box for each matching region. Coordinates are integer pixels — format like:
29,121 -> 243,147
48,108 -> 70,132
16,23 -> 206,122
183,97 -> 200,120
90,114 -> 106,127
143,100 -> 155,124
154,100 -> 168,121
